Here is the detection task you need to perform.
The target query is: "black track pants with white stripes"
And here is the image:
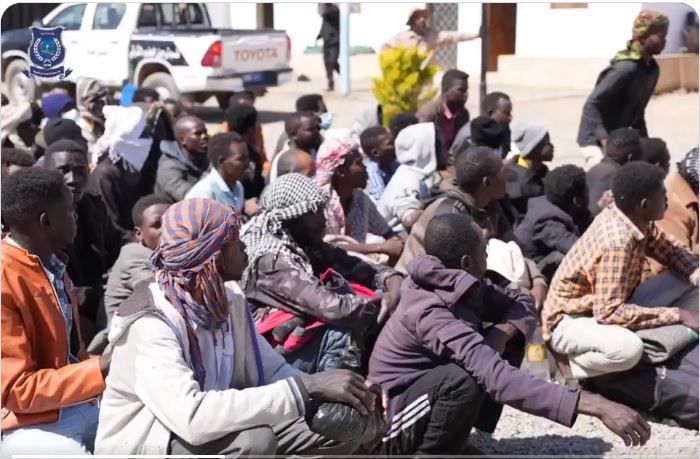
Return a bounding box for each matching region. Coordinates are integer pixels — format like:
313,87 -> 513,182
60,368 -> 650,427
378,363 -> 485,456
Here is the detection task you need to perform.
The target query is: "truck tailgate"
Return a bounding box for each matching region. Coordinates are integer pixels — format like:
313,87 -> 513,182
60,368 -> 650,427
221,32 -> 288,74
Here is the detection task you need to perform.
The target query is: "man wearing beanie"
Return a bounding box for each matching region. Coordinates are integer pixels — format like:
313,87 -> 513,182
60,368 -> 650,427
577,10 -> 668,169
506,122 -> 554,222
42,119 -> 87,150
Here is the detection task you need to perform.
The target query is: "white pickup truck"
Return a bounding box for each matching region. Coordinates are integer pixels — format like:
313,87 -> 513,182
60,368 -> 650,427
1,2 -> 293,107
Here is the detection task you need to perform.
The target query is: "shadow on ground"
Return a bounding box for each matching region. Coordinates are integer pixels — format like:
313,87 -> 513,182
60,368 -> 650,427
470,434 -> 613,457
187,106 -> 294,125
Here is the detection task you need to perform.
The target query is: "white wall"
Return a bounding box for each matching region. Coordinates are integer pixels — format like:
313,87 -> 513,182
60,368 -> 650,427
644,2 -> 696,53
456,3 -> 483,76
515,3 -> 642,58
272,3 -> 422,56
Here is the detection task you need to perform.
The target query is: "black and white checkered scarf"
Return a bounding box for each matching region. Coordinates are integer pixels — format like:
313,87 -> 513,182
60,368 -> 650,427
241,173 -> 329,286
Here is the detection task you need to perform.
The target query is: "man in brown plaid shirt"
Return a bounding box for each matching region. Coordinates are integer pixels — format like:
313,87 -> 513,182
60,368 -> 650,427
544,162 -> 699,380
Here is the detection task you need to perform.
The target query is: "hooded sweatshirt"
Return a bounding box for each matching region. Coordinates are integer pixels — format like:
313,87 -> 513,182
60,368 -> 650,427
378,123 -> 441,229
368,255 -> 580,427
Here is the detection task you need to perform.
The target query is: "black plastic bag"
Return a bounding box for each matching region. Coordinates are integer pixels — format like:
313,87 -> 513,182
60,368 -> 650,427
309,346 -> 386,444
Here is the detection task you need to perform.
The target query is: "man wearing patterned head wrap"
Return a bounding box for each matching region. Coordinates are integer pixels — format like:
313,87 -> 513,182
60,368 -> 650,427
75,78 -> 110,151
96,198 -> 377,456
577,10 -> 668,170
315,138 -> 403,261
242,173 -> 403,373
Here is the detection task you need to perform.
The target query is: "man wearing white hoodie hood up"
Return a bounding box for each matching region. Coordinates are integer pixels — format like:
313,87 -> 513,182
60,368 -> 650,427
378,122 -> 443,232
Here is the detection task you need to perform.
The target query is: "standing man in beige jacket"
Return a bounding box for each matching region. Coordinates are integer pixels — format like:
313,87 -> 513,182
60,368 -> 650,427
382,8 -> 480,55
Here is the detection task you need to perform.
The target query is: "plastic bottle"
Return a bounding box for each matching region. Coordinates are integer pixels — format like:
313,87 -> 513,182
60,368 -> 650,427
522,326 -> 552,381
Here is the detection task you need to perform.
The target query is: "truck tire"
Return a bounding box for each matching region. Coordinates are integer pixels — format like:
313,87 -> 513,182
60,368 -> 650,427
5,59 -> 36,104
141,72 -> 180,101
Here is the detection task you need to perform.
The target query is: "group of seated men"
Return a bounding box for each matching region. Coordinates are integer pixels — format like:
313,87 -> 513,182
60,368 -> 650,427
1,65 -> 698,456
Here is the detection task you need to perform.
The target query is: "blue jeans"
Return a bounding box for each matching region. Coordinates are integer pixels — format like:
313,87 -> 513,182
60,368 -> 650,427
2,402 -> 99,450
282,326 -> 352,374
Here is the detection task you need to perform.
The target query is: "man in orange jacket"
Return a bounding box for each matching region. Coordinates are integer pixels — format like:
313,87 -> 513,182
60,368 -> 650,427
1,168 -> 109,448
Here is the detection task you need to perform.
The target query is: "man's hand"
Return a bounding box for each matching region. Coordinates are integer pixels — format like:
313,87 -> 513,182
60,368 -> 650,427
690,268 -> 699,288
679,309 -> 699,332
243,198 -> 259,217
380,237 -> 404,259
600,138 -> 608,151
482,322 -> 518,354
364,380 -> 387,422
300,370 -> 377,415
578,391 -> 650,447
378,275 -> 403,324
597,190 -> 614,211
530,283 -> 548,315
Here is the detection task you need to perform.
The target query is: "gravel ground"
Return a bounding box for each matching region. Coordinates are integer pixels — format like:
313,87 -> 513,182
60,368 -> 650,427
469,405 -> 698,458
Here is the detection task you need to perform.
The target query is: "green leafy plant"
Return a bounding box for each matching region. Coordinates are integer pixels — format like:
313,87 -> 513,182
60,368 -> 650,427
372,46 -> 439,127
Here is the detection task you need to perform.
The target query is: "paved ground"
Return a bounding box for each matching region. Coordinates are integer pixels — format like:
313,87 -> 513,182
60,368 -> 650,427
471,406 -> 698,457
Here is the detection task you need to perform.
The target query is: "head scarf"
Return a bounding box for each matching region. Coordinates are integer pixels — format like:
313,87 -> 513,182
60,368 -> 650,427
76,78 -> 109,127
41,93 -> 74,119
678,147 -> 699,196
315,138 -> 360,235
150,198 -> 241,388
92,105 -> 153,170
613,10 -> 669,62
241,173 -> 328,286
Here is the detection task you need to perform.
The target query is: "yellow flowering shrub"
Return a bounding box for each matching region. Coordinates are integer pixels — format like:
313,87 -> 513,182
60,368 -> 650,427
371,47 -> 439,127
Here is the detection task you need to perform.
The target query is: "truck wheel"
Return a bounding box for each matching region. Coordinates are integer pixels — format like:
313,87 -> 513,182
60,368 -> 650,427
5,59 -> 36,104
141,72 -> 179,101
216,92 -> 235,110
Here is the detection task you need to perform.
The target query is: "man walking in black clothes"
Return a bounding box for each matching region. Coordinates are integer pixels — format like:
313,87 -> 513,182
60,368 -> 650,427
318,3 -> 340,92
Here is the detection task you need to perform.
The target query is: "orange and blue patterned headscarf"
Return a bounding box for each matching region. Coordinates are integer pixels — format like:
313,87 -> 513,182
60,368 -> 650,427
150,198 -> 241,388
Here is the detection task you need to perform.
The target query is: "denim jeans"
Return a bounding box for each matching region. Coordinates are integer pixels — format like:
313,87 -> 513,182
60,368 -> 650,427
281,326 -> 352,374
2,402 -> 99,450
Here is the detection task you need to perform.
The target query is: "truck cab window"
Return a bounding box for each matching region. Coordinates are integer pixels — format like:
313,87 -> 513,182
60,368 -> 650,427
93,3 -> 126,30
45,4 -> 86,31
138,4 -> 158,28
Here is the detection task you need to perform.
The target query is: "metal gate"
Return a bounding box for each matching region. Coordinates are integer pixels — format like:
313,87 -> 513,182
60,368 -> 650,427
428,3 -> 459,70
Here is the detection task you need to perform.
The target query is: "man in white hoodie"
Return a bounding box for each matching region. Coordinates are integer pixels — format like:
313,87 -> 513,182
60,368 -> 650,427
95,199 -> 379,456
378,122 -> 444,233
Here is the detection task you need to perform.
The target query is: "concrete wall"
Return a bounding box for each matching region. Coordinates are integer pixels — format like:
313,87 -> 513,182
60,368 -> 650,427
456,3 -> 483,76
272,3 -> 422,56
515,3 -> 642,58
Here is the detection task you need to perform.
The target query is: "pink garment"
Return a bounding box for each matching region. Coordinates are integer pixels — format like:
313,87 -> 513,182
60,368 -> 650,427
315,138 -> 361,235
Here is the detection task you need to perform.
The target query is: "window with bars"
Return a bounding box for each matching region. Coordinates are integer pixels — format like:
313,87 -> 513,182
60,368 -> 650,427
428,3 -> 459,70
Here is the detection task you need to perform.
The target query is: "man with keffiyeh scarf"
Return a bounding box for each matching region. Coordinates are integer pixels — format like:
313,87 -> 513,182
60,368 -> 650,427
96,198 -> 378,456
577,10 -> 669,170
241,173 -> 403,374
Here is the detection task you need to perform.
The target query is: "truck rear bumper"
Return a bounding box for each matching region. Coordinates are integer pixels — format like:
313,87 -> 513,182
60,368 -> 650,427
183,68 -> 293,95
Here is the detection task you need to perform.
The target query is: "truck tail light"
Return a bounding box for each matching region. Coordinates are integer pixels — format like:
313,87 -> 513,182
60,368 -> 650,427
286,35 -> 291,61
202,40 -> 222,67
